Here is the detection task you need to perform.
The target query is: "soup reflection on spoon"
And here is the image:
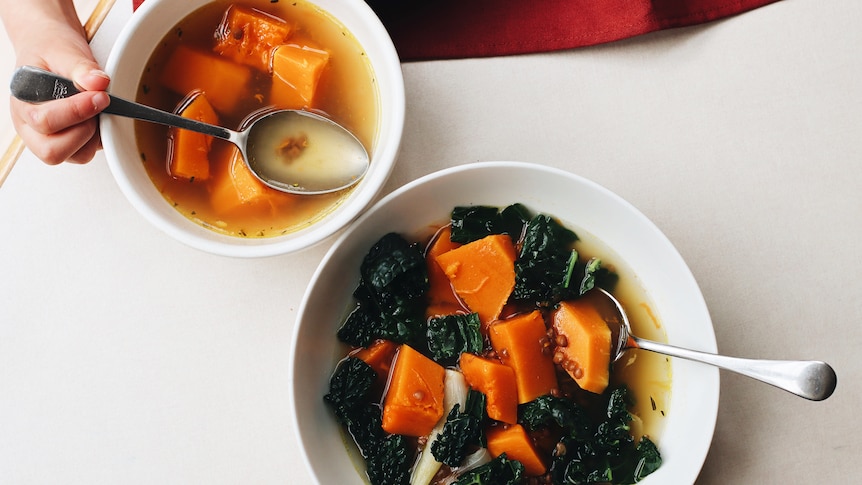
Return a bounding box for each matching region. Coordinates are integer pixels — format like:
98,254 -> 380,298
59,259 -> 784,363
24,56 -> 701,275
10,66 -> 369,195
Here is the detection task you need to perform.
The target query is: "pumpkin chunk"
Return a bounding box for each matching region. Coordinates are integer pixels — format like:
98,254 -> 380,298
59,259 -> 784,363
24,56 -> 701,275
435,234 -> 517,326
160,45 -> 252,114
425,226 -> 466,318
488,310 -> 558,403
486,424 -> 547,476
353,339 -> 398,393
381,345 -> 446,437
214,5 -> 292,72
270,44 -> 330,109
459,352 -> 518,424
209,147 -> 298,218
552,298 -> 612,394
168,92 -> 218,181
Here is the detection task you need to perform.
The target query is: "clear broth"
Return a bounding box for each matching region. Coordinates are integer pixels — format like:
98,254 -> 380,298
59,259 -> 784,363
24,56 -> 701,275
135,0 -> 379,238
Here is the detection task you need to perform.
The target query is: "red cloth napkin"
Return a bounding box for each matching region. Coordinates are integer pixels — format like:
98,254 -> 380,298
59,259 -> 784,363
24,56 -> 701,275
133,0 -> 781,61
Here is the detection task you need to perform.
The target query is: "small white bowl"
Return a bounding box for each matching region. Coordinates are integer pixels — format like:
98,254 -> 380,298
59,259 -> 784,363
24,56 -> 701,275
101,0 -> 404,257
290,161 -> 719,484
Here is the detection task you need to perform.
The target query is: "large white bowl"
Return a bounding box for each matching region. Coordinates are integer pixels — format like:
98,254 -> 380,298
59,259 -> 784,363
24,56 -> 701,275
290,161 -> 719,484
101,0 -> 405,257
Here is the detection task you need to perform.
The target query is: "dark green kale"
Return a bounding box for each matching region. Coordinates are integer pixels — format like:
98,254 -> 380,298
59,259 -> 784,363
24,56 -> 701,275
613,437 -> 662,484
324,359 -> 413,485
339,402 -> 412,485
431,390 -> 487,467
512,214 -> 619,307
595,387 -> 636,452
343,403 -> 385,456
323,357 -> 377,424
570,256 -> 618,297
512,214 -> 579,305
360,232 -> 429,323
365,433 -> 413,485
545,386 -> 663,485
576,257 -> 602,295
426,312 -> 483,366
518,394 -> 591,440
336,233 -> 429,347
336,302 -> 381,348
455,453 -> 525,485
449,204 -> 531,243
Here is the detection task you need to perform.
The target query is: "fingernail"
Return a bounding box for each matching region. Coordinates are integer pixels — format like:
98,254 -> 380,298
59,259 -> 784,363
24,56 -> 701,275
89,69 -> 110,81
92,92 -> 110,111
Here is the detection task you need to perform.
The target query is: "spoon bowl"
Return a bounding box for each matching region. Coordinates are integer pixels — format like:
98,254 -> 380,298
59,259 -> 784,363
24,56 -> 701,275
592,287 -> 838,401
10,66 -> 369,195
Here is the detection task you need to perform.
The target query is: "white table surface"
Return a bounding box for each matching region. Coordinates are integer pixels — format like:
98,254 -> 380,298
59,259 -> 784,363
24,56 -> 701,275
1,1 -> 860,483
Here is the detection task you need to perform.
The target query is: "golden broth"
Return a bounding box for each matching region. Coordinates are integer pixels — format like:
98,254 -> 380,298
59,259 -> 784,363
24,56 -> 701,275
135,0 -> 379,238
570,224 -> 672,441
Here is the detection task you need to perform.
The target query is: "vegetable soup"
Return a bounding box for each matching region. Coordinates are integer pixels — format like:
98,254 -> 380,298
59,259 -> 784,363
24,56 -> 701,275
325,204 -> 672,485
135,0 -> 379,238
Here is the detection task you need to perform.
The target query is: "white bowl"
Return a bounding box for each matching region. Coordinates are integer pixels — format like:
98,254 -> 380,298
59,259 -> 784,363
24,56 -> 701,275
290,161 -> 719,484
101,0 -> 404,257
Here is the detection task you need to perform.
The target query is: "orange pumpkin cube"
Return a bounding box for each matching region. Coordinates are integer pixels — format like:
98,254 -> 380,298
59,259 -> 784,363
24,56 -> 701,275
214,5 -> 292,72
168,92 -> 218,181
353,339 -> 398,392
489,311 -> 558,403
434,234 -> 517,327
381,345 -> 446,437
270,44 -> 330,109
486,424 -> 547,476
459,352 -> 519,424
209,147 -> 298,218
552,299 -> 612,394
160,45 -> 252,114
425,226 -> 466,318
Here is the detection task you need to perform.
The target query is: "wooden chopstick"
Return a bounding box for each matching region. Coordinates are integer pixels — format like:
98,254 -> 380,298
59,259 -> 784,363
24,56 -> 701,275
0,0 -> 118,187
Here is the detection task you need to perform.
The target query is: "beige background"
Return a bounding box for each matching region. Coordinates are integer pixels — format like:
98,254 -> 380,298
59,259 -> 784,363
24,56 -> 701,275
1,1 -> 859,483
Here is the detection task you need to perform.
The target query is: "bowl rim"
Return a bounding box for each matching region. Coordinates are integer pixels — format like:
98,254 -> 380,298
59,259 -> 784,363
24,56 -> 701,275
289,160 -> 720,484
100,0 -> 405,258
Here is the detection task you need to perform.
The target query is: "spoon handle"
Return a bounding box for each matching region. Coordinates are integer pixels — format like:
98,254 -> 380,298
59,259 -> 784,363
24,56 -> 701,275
633,336 -> 837,401
10,66 -> 232,140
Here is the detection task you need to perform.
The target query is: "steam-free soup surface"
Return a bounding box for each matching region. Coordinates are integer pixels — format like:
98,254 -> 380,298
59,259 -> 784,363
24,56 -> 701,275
136,0 -> 378,237
325,205 -> 672,484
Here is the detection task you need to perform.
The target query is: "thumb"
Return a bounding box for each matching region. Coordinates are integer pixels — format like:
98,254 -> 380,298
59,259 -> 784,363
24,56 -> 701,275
69,60 -> 111,92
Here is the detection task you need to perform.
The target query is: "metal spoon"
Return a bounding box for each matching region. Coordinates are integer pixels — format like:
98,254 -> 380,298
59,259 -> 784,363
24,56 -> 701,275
10,66 -> 369,195
588,288 -> 837,401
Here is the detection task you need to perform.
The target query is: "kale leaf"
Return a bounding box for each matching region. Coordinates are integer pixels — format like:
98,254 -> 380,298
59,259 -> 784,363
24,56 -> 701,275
569,257 -> 618,297
336,301 -> 381,348
545,386 -> 663,485
455,453 -> 525,485
431,390 -> 487,467
426,312 -> 483,366
431,403 -> 479,467
360,232 -> 429,324
323,357 -> 377,424
338,402 -> 412,485
324,358 -> 414,485
519,394 -> 591,440
450,204 -> 531,243
595,387 -> 635,452
337,233 -> 429,348
612,437 -> 662,484
365,433 -> 413,485
512,214 -> 579,306
512,214 -> 618,307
